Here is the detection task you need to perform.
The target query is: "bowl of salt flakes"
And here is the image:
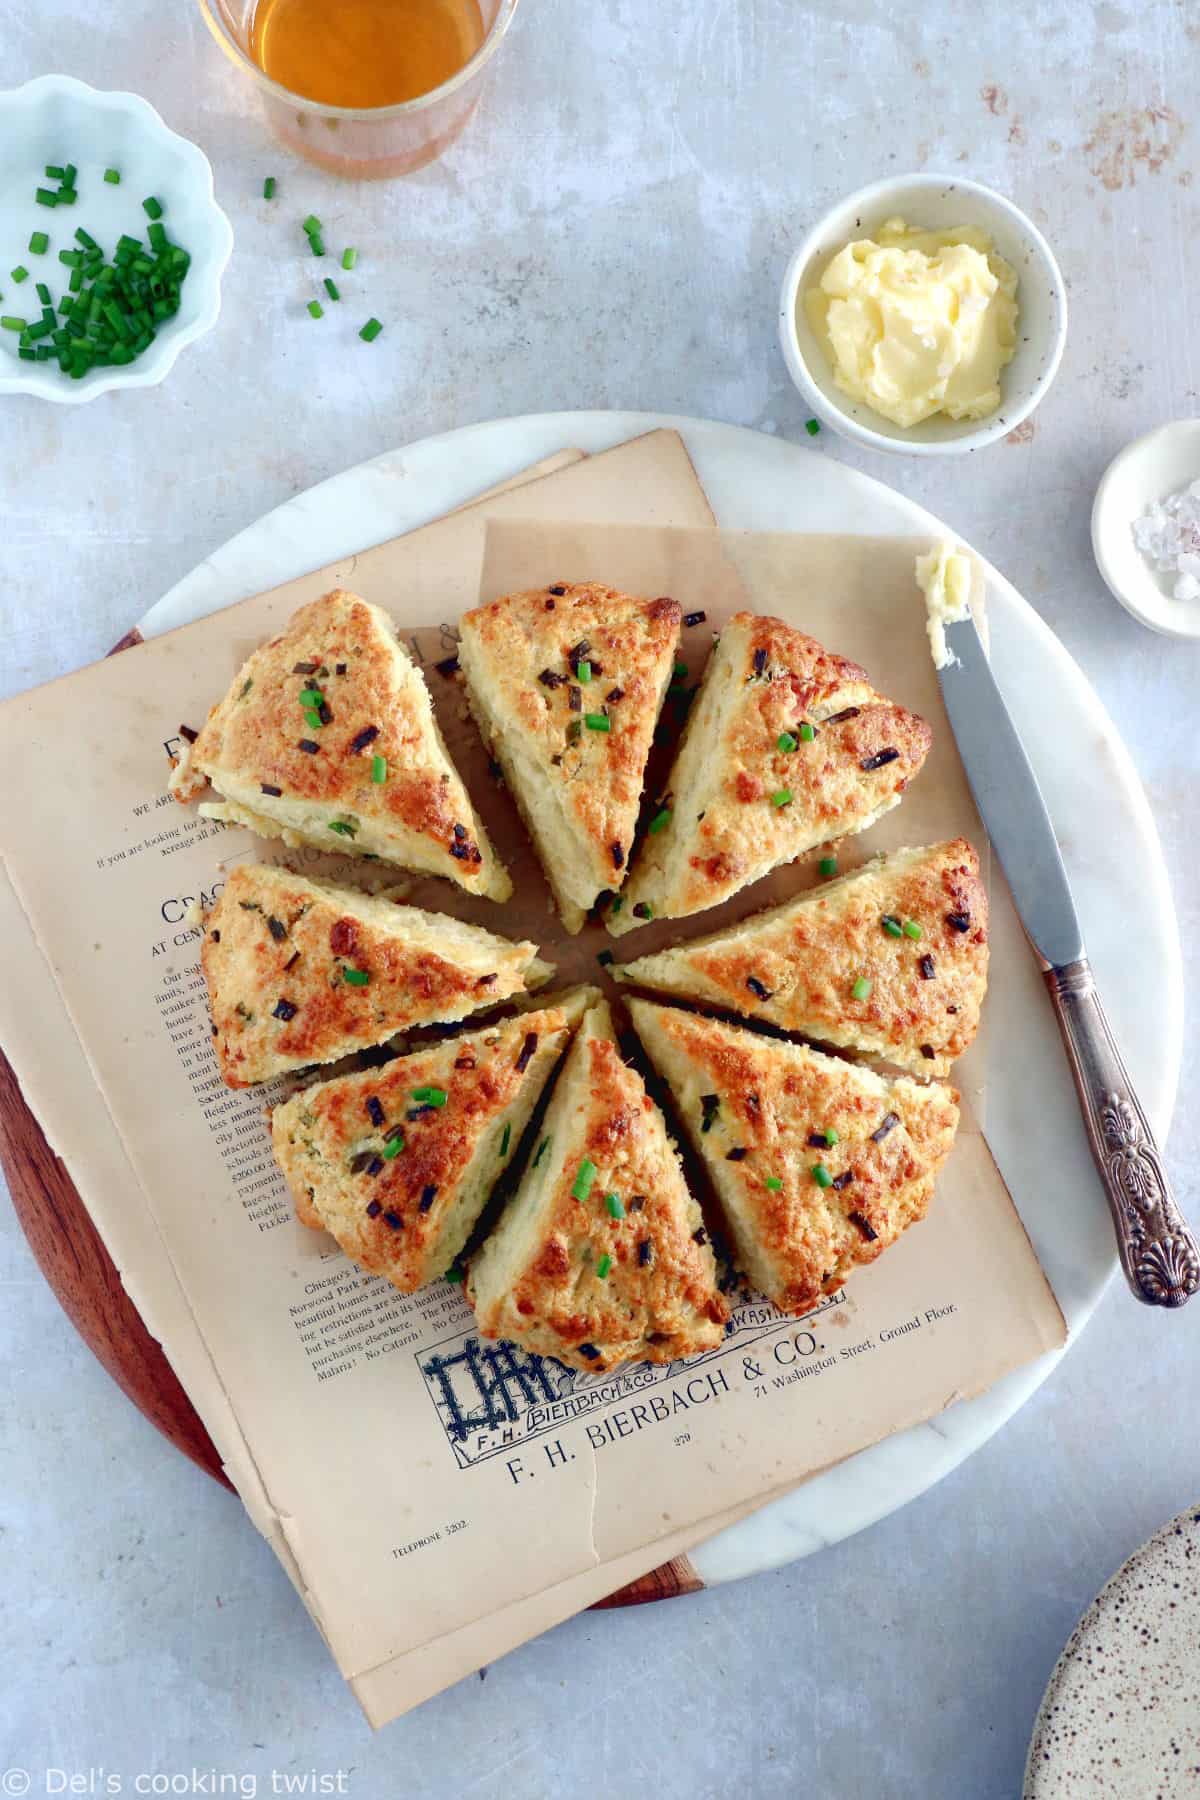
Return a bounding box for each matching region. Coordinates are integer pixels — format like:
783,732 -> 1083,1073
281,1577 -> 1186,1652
0,74 -> 232,404
1092,418 -> 1200,640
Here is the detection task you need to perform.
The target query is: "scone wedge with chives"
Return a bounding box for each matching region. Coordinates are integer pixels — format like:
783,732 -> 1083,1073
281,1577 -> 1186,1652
616,839 -> 988,1078
272,994 -> 595,1292
610,611 -> 932,935
467,998 -> 728,1372
628,1000 -> 959,1315
173,588 -> 510,900
203,862 -> 551,1089
457,582 -> 683,932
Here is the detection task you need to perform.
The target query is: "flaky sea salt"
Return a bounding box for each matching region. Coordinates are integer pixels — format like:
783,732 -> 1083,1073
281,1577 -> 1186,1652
1132,478 -> 1200,600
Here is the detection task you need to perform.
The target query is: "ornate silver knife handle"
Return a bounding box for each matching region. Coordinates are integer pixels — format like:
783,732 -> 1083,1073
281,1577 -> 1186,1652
1044,959 -> 1199,1308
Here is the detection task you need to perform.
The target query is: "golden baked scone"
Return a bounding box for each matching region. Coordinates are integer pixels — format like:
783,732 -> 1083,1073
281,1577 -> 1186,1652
203,862 -> 550,1089
173,588 -> 510,900
467,999 -> 728,1371
617,840 -> 987,1078
457,582 -> 682,932
610,612 -> 932,935
628,1000 -> 959,1315
272,996 -> 593,1292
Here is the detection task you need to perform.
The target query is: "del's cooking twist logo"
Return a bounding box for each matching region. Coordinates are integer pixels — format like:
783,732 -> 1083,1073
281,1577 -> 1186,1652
417,1291 -> 842,1469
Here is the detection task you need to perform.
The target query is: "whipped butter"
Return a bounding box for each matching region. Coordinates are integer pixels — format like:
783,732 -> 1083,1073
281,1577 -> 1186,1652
915,542 -> 973,669
806,219 -> 1018,429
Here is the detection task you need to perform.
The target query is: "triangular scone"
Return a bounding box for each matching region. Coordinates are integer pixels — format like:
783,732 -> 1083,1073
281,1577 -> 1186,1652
203,862 -> 551,1089
457,582 -> 682,932
628,1000 -> 959,1315
468,999 -> 728,1371
617,840 -> 987,1078
271,1000 -> 589,1292
610,612 -> 932,935
174,589 -> 510,900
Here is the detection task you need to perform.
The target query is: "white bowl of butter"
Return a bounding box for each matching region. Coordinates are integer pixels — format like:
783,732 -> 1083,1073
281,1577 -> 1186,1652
779,174 -> 1067,455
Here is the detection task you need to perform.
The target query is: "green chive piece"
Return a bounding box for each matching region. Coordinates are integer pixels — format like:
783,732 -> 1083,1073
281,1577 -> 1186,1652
142,196 -> 163,220
35,188 -> 58,208
359,317 -> 382,342
533,1135 -> 551,1167
327,820 -> 356,837
307,299 -> 324,319
648,807 -> 672,834
63,164 -> 77,188
68,267 -> 82,292
304,708 -> 323,729
28,233 -> 49,256
596,1253 -> 612,1280
342,967 -> 370,985
10,267 -> 28,285
309,235 -> 325,257
572,1159 -> 596,1202
298,686 -> 323,705
903,919 -> 923,940
799,721 -> 815,743
881,915 -> 904,938
765,1175 -> 783,1192
584,713 -> 611,731
17,347 -> 35,361
74,227 -> 98,251
852,976 -> 873,1001
499,1123 -> 511,1157
576,659 -> 592,683
342,247 -> 357,270
611,896 -> 624,914
104,168 -> 121,185
673,660 -> 688,682
605,1193 -> 625,1219
302,213 -> 322,236
370,754 -> 387,784
770,788 -> 793,808
819,856 -> 838,877
44,165 -> 64,180
382,1134 -> 405,1160
445,1266 -> 464,1283
805,418 -> 820,436
58,250 -> 81,268
811,1163 -> 834,1188
35,282 -> 51,306
262,175 -> 276,199
323,277 -> 340,302
411,1086 -> 448,1107
824,1128 -> 839,1146
0,316 -> 28,332
777,731 -> 798,753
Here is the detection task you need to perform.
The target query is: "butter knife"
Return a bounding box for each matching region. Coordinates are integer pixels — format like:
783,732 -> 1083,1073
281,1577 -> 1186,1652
939,611 -> 1198,1308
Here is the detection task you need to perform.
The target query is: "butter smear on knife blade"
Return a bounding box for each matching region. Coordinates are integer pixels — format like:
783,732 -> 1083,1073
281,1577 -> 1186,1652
915,542 -> 973,669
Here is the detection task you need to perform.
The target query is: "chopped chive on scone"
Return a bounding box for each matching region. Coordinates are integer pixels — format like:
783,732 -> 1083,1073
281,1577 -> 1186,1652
271,995 -> 593,1294
467,998 -> 728,1371
457,582 -> 682,932
610,612 -> 932,935
173,587 -> 510,900
617,839 -> 987,1078
628,999 -> 959,1315
203,862 -> 551,1089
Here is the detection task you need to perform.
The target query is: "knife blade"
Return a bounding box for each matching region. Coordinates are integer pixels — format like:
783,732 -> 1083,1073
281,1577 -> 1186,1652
937,606 -> 1198,1309
938,611 -> 1083,970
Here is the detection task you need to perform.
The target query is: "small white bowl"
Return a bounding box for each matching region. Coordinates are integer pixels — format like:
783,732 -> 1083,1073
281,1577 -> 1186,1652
777,172 -> 1067,456
1092,419 -> 1200,640
0,74 -> 232,404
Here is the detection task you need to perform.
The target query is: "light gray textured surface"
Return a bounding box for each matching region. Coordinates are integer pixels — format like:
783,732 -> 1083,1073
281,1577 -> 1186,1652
2,3 -> 1198,1796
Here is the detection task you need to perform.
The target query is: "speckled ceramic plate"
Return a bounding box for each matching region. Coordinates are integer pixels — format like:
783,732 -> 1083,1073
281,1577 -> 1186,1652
1026,1505 -> 1200,1796
135,411 -> 1181,1588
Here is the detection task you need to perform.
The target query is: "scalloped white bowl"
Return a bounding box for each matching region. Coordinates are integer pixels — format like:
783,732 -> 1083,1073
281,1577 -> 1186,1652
0,75 -> 232,404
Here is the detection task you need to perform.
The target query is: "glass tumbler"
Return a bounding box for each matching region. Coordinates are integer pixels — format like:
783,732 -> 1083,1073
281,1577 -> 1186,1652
196,0 -> 521,178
